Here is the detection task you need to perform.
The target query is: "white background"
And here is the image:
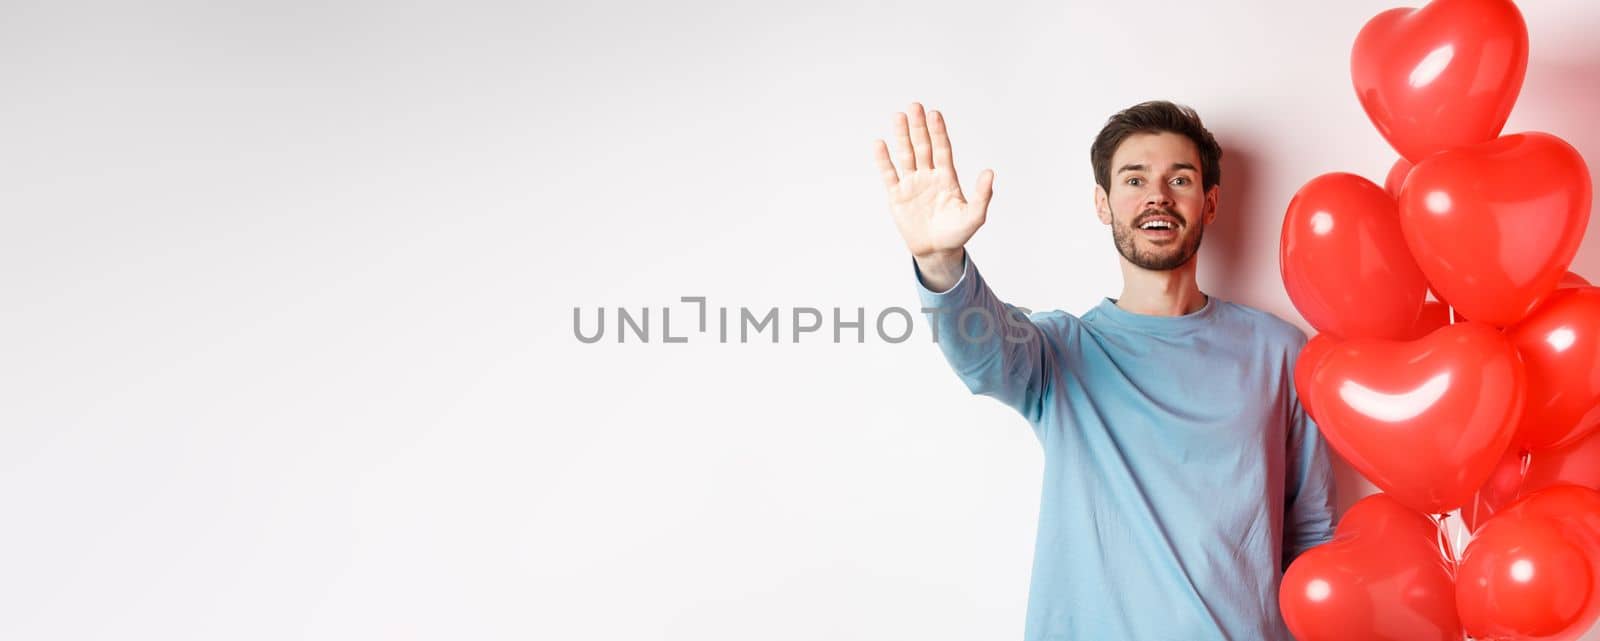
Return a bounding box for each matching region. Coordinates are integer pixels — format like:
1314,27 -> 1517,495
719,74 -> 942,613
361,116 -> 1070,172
6,1 -> 1600,639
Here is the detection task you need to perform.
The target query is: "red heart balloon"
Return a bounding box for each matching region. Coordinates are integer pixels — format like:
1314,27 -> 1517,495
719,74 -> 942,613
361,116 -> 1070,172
1281,172 -> 1428,340
1384,157 -> 1413,198
1506,287 -> 1600,450
1399,132 -> 1592,327
1351,0 -> 1527,162
1295,333 -> 1337,424
1466,429 -> 1600,532
1457,512 -> 1594,638
1310,322 -> 1524,513
1459,485 -> 1600,641
1280,493 -> 1460,641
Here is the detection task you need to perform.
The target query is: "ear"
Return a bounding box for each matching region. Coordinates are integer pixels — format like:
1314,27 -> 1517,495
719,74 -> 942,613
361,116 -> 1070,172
1094,185 -> 1112,225
1203,184 -> 1220,225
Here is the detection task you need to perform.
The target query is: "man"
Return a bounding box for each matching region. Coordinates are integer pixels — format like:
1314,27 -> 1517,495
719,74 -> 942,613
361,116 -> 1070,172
870,101 -> 1336,640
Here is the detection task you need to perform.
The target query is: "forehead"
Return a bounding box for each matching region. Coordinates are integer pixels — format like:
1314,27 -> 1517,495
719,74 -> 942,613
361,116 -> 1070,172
1110,131 -> 1201,170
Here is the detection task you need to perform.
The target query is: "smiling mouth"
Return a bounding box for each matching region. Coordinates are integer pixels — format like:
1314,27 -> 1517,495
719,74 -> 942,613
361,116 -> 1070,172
1135,211 -> 1184,234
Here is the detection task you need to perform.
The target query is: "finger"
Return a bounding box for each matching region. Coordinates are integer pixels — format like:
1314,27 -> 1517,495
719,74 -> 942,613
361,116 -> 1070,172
929,110 -> 956,174
908,102 -> 933,172
892,112 -> 916,172
871,139 -> 900,190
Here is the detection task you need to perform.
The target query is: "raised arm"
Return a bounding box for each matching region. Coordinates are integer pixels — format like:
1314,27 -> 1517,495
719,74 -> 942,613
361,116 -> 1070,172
873,103 -> 1053,424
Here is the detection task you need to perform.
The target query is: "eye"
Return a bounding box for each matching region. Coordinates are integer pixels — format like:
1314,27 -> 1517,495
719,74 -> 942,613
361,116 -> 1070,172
1125,177 -> 1144,187
1171,176 -> 1191,186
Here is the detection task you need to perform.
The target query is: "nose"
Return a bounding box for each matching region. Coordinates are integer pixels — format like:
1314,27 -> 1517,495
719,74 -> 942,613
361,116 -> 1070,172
1144,183 -> 1175,209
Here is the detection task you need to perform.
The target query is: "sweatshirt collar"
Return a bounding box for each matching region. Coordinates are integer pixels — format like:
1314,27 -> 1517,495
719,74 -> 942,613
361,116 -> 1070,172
1091,294 -> 1219,334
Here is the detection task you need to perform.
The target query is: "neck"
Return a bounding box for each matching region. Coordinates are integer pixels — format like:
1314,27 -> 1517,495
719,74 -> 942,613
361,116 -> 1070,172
1114,257 -> 1207,316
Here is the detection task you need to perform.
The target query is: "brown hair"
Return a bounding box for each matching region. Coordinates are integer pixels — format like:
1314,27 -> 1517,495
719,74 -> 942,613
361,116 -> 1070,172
1090,100 -> 1222,192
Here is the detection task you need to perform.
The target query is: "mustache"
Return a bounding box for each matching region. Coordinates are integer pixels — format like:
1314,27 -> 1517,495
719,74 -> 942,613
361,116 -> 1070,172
1133,207 -> 1186,227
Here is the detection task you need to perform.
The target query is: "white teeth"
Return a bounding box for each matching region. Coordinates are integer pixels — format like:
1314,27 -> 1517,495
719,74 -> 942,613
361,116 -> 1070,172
1140,220 -> 1175,230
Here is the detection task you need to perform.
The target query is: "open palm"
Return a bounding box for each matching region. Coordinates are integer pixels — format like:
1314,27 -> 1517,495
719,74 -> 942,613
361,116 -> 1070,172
872,103 -> 994,259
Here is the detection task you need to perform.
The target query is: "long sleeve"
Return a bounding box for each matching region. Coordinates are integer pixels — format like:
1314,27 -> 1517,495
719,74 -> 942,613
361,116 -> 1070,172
913,251 -> 1053,423
1282,386 -> 1336,570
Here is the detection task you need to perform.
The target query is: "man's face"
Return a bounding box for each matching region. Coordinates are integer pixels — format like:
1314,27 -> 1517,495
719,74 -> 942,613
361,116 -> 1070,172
1094,131 -> 1218,271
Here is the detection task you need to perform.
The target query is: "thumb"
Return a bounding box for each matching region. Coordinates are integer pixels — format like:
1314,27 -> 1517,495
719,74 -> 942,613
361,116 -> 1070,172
970,169 -> 995,223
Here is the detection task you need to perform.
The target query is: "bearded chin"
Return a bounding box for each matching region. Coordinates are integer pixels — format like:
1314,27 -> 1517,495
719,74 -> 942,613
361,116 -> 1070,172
1112,220 -> 1205,271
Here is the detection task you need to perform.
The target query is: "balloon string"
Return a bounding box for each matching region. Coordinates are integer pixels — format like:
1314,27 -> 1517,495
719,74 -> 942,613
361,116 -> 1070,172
1464,495 -> 1480,538
1435,513 -> 1458,578
1452,510 -> 1466,572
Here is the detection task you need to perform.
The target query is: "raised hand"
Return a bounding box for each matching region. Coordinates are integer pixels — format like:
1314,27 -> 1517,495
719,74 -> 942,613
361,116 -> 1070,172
872,102 -> 994,287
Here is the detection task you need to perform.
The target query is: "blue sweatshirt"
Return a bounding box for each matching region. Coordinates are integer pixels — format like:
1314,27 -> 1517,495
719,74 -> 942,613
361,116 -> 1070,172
914,252 -> 1335,641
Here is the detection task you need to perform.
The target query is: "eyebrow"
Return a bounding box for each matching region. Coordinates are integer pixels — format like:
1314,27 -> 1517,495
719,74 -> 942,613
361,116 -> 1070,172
1116,162 -> 1199,174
